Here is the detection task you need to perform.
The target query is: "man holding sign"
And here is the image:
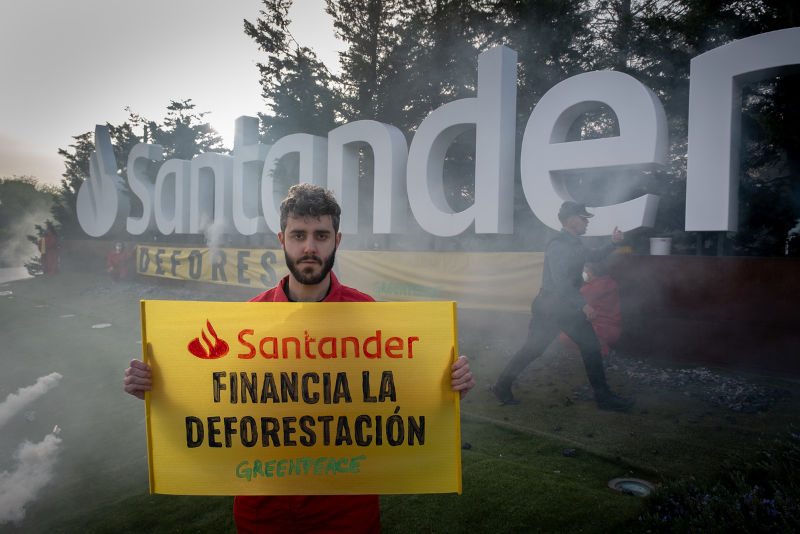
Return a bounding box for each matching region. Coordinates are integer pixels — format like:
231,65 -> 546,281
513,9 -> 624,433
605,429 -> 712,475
124,184 -> 475,533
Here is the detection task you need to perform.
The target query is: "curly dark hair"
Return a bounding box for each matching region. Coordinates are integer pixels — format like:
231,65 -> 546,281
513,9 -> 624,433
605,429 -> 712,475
279,183 -> 341,233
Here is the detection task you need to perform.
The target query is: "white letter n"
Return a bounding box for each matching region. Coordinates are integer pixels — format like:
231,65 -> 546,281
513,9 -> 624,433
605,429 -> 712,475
686,28 -> 800,232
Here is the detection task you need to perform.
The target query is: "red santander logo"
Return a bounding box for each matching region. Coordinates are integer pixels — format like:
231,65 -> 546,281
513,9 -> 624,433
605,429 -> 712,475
188,320 -> 229,359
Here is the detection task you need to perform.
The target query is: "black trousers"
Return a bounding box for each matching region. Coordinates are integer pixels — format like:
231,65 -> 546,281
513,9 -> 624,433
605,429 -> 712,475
496,294 -> 609,394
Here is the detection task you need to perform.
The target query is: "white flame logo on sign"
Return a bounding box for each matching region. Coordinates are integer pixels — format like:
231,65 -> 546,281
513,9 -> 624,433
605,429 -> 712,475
76,125 -> 130,237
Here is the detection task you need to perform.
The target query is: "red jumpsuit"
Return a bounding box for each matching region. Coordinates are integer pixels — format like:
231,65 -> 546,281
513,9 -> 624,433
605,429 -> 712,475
107,249 -> 133,280
559,275 -> 622,357
234,272 -> 380,533
41,230 -> 58,275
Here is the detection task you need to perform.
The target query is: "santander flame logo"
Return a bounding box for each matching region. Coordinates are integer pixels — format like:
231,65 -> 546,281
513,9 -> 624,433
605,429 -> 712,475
76,125 -> 130,237
188,320 -> 230,359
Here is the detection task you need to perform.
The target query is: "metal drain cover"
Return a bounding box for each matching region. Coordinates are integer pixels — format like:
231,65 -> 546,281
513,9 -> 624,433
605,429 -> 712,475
607,478 -> 655,496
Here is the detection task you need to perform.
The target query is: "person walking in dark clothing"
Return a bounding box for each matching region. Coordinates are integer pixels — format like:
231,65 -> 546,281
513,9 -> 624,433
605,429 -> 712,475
491,201 -> 633,411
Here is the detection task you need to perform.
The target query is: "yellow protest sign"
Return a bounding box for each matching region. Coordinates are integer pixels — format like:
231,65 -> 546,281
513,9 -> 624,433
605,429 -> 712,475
140,300 -> 461,496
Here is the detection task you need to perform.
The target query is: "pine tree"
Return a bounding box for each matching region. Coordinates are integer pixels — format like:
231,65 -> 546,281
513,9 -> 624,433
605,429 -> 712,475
245,0 -> 341,141
54,131 -> 96,239
147,99 -> 225,160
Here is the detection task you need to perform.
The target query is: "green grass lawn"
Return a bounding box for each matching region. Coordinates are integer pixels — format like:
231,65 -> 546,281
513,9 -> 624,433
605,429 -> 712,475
1,272 -> 797,533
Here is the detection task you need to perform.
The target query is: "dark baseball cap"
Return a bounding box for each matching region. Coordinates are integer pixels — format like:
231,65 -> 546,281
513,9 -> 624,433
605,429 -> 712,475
558,201 -> 593,223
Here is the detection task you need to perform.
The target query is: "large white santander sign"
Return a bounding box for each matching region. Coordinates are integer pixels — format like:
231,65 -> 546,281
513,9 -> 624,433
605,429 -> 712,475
76,28 -> 800,239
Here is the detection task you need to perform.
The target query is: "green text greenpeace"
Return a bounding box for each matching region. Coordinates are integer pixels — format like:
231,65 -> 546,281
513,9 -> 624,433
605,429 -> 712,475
236,455 -> 366,481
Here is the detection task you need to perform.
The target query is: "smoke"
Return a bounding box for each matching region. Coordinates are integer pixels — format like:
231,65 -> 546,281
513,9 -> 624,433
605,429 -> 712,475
201,216 -> 229,268
788,219 -> 800,237
0,429 -> 63,524
0,209 -> 50,268
0,372 -> 62,428
0,373 -> 64,524
202,217 -> 227,252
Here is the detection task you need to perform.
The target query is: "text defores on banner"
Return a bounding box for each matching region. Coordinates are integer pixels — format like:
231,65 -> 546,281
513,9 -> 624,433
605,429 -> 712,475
135,244 -> 547,313
136,244 -> 288,288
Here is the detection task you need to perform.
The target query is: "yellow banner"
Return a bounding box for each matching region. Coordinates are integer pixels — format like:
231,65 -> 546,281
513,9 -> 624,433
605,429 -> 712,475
141,300 -> 462,496
136,245 -> 544,313
136,245 -> 288,289
338,250 -> 543,313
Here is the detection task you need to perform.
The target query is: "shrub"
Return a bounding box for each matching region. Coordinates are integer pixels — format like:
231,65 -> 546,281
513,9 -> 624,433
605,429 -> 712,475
638,429 -> 800,533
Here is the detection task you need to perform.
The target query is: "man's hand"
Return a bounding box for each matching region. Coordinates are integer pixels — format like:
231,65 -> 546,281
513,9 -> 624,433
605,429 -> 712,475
450,355 -> 475,400
583,304 -> 597,321
612,226 -> 624,244
123,359 -> 152,400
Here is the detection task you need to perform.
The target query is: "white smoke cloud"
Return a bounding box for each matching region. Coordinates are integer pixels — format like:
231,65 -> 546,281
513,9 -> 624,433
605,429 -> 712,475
0,429 -> 63,524
201,216 -> 229,273
0,372 -> 62,428
0,201 -> 52,268
788,218 -> 800,237
202,217 -> 228,253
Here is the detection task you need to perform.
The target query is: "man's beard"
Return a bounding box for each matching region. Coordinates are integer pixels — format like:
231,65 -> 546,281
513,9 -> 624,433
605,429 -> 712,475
284,246 -> 337,285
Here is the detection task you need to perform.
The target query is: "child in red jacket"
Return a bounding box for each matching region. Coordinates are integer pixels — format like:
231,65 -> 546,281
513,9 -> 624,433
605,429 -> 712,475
559,261 -> 621,357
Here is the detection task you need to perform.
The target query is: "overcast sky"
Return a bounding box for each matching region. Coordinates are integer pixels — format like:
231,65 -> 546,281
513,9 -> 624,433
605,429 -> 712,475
0,0 -> 343,186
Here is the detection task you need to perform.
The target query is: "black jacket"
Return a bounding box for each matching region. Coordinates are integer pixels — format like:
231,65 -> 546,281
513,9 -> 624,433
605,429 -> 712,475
539,230 -> 617,312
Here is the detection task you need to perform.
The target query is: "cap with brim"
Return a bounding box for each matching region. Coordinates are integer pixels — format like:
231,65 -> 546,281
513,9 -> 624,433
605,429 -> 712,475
558,201 -> 593,221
